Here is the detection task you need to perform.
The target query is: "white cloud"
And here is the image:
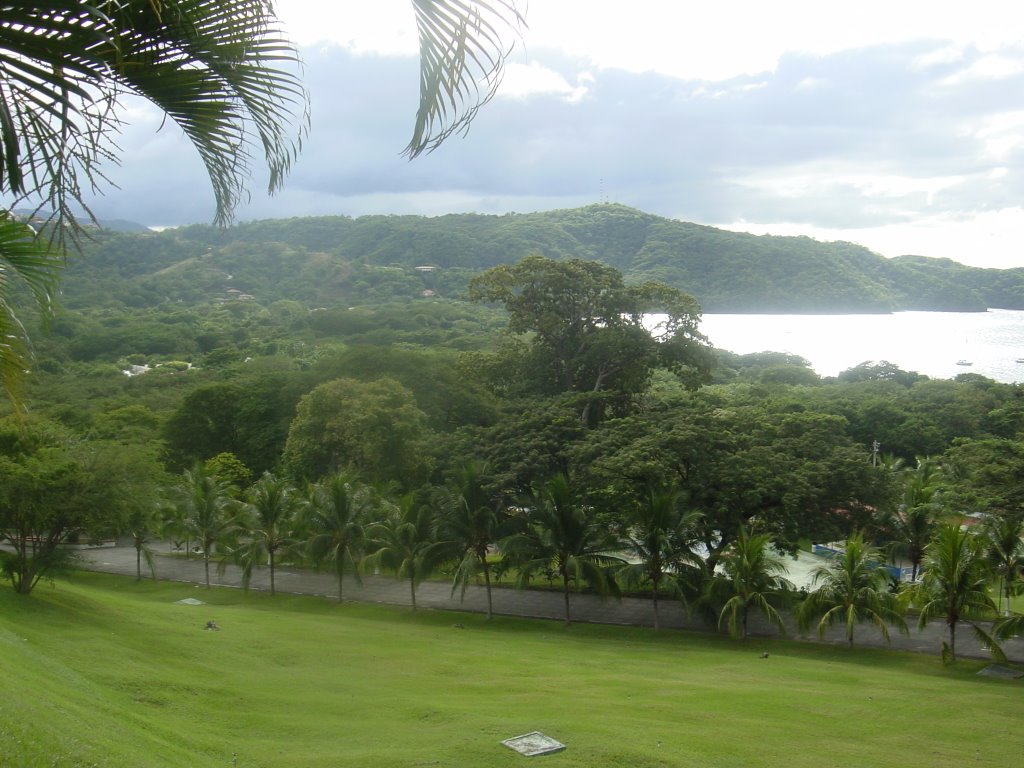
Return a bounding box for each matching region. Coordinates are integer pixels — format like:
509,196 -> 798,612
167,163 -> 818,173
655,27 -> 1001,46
941,54 -> 1024,85
499,62 -> 590,101
969,111 -> 1024,161
717,207 -> 1024,268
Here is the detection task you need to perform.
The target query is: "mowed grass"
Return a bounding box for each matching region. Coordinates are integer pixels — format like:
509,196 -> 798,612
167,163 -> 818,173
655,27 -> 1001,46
0,572 -> 1021,768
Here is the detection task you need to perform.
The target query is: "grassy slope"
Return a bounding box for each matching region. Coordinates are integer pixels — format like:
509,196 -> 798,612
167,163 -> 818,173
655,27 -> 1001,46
0,572 -> 1021,768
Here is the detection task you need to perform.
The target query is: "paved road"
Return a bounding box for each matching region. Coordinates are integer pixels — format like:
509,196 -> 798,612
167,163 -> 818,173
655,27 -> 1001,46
79,544 -> 1024,664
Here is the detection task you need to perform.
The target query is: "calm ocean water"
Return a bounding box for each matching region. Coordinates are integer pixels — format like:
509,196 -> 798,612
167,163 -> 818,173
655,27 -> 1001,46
699,309 -> 1024,383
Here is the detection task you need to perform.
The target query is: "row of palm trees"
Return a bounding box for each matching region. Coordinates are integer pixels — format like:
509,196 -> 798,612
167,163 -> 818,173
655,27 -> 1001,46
140,461 -> 1022,664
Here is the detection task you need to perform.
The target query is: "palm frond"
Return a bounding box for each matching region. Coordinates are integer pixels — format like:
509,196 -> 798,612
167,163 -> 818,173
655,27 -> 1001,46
0,214 -> 61,401
406,0 -> 523,158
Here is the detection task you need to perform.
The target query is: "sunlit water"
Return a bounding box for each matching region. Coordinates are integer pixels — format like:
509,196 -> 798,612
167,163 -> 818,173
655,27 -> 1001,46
695,309 -> 1024,383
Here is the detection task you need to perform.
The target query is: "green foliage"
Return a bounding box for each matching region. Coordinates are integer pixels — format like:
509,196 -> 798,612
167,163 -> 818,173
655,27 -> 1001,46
616,482 -> 704,629
709,528 -> 793,639
234,472 -> 303,595
304,472 -> 376,601
501,474 -> 624,625
283,377 -> 433,487
364,492 -> 438,611
432,461 -> 509,618
0,417 -> 131,593
469,255 -> 712,422
909,523 -> 1002,663
168,464 -> 240,588
797,533 -> 908,647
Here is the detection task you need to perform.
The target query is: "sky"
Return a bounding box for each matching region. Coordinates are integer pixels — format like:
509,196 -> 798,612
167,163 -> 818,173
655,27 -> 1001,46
86,1 -> 1024,268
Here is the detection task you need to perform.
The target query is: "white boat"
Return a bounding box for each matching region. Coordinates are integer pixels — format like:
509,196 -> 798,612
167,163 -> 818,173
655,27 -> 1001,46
956,359 -> 973,366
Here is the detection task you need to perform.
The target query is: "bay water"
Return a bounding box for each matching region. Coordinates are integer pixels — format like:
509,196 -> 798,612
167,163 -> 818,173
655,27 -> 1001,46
698,309 -> 1024,383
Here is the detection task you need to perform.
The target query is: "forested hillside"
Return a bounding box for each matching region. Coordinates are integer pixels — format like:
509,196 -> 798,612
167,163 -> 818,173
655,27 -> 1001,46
61,203 -> 1024,313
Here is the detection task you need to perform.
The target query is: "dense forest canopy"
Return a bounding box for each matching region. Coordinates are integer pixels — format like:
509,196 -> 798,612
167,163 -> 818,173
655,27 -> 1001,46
3,210 -> 1024,655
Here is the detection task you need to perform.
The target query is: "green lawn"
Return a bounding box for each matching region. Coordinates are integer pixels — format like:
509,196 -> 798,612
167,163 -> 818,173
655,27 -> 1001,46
0,572 -> 1021,768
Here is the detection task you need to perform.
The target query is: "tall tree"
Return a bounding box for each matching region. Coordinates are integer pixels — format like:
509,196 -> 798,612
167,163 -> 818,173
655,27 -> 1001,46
304,472 -> 375,602
433,461 -> 507,619
909,523 -> 1002,664
501,474 -> 624,625
170,464 -> 238,588
235,472 -> 303,595
880,457 -> 945,581
616,482 -> 704,630
981,513 -> 1024,616
468,256 -> 712,424
365,493 -> 438,611
124,506 -> 160,582
797,533 -> 908,647
283,377 -> 433,487
0,417 -> 130,594
709,528 -> 792,640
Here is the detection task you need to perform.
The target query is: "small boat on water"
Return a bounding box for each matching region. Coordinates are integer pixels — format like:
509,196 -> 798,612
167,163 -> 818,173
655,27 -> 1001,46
956,360 -> 973,366
1016,358 -> 1024,364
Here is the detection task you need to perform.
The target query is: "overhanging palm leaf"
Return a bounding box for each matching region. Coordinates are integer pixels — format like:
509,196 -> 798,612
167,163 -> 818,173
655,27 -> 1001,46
0,215 -> 60,402
0,1 -> 309,229
0,1 -> 309,404
407,0 -> 524,158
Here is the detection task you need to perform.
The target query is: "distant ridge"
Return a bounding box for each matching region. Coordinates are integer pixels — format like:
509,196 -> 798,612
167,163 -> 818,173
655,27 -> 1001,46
65,204 -> 1024,313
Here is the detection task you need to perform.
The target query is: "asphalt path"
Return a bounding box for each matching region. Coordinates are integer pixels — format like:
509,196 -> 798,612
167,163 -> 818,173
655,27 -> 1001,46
78,543 -> 1024,664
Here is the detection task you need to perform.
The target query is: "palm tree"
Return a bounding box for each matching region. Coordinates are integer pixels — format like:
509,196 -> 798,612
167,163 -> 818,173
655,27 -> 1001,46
171,464 -> 238,588
910,523 -> 1002,663
365,494 -> 438,611
304,473 -> 375,602
797,533 -> 908,647
433,461 -> 507,620
880,457 -> 945,581
235,472 -> 303,595
711,528 -> 792,640
123,506 -> 160,582
501,474 -> 624,626
0,1 -> 523,403
981,513 -> 1024,616
616,483 -> 703,630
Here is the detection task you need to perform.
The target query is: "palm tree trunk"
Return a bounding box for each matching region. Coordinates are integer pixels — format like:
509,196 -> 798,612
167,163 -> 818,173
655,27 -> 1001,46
410,576 -> 418,611
949,619 -> 957,662
204,552 -> 211,588
136,547 -> 142,582
562,570 -> 572,626
269,549 -> 276,596
336,560 -> 345,602
652,573 -> 661,631
482,559 -> 493,620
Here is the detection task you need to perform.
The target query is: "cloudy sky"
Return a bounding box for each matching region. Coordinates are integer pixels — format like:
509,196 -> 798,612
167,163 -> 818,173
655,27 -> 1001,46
88,1 -> 1024,268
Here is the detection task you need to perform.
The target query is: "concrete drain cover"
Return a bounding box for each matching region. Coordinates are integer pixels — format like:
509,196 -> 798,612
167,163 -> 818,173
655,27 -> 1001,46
502,732 -> 565,757
176,598 -> 206,605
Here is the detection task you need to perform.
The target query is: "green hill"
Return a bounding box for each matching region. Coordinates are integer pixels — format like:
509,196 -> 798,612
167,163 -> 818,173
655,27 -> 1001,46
63,204 -> 1024,313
